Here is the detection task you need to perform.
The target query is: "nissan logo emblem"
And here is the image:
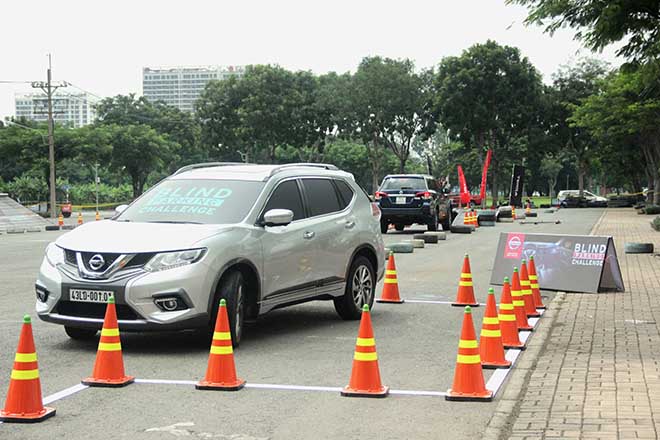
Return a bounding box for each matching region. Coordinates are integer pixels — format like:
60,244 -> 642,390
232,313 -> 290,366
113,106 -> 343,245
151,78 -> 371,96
508,236 -> 522,250
89,254 -> 105,271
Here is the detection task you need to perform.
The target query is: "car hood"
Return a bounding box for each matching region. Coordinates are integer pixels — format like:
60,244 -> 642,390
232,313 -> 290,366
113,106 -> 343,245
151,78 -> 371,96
55,220 -> 225,253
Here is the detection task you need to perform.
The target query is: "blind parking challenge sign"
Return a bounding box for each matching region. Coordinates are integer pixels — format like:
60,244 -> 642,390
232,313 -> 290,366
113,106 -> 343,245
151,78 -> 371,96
491,232 -> 624,293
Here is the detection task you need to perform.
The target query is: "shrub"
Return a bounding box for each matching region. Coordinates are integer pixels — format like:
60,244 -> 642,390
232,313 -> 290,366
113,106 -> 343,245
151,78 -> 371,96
652,216 -> 660,232
644,205 -> 660,215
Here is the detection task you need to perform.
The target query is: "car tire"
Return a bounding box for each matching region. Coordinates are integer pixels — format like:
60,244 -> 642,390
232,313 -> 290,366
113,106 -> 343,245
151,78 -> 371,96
441,206 -> 452,231
479,220 -> 496,227
389,242 -> 415,253
380,219 -> 389,234
427,210 -> 439,231
450,225 -> 473,234
65,326 -> 98,341
212,270 -> 245,347
624,242 -> 654,254
334,256 -> 376,320
395,224 -> 405,231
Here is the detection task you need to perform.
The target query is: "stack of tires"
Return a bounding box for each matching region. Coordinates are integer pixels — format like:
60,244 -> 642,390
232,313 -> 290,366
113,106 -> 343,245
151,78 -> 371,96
477,210 -> 496,227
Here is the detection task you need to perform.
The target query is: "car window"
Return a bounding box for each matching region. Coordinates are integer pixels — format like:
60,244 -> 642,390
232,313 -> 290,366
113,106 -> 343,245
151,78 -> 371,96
117,179 -> 265,225
301,178 -> 342,217
335,180 -> 355,208
381,177 -> 426,191
263,179 -> 306,221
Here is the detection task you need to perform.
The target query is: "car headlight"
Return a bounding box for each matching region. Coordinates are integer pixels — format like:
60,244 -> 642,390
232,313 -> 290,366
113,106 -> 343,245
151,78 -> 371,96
144,248 -> 206,272
45,243 -> 65,266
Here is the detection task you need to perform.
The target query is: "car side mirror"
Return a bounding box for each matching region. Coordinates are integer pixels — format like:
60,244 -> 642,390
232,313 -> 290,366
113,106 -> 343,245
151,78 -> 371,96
115,204 -> 128,215
263,209 -> 294,227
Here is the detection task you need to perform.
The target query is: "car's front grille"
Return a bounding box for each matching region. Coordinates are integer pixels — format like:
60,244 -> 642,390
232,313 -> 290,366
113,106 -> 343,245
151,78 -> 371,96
65,250 -> 77,265
62,249 -> 155,272
56,301 -> 141,321
79,252 -> 120,272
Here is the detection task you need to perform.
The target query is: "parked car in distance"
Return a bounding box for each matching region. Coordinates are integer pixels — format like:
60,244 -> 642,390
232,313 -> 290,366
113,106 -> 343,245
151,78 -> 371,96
36,163 -> 385,346
557,190 -> 608,207
375,174 -> 452,232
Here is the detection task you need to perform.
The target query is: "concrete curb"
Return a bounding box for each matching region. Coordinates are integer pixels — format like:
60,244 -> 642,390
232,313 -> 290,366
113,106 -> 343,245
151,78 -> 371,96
481,292 -> 565,440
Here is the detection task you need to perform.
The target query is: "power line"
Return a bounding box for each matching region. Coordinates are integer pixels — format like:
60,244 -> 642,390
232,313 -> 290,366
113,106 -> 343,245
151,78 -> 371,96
64,82 -> 103,100
0,80 -> 34,84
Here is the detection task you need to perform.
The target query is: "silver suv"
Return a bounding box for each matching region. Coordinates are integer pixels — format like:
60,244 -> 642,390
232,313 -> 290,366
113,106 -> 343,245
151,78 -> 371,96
36,163 -> 385,345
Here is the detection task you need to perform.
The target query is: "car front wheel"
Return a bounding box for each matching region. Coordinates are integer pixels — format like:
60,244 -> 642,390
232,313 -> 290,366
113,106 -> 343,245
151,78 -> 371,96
211,270 -> 245,347
334,256 -> 375,320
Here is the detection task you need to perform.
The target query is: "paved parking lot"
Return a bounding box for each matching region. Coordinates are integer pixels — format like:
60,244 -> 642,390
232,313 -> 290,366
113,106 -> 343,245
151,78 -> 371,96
0,208 -> 604,439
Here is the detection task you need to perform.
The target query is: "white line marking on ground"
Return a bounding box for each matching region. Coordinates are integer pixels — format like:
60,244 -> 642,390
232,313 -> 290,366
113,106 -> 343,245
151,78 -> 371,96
404,299 -> 454,305
486,350 -> 522,397
135,378 -> 447,397
42,383 -> 88,405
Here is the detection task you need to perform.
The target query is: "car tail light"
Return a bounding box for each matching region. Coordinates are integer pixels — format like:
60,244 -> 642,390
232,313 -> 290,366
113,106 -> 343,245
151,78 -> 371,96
371,203 -> 381,219
416,191 -> 432,200
374,191 -> 389,200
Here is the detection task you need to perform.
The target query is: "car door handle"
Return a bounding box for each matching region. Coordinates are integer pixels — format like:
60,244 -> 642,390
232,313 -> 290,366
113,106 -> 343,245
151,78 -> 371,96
303,231 -> 315,239
344,221 -> 355,229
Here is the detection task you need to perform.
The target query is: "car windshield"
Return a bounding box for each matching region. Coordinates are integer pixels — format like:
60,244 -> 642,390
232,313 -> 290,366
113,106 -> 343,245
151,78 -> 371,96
116,179 -> 265,225
381,177 -> 426,191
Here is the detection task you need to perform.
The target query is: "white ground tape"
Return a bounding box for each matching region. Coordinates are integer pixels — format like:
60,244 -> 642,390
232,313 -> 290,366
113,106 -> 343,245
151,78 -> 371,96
43,383 -> 89,405
136,378 -> 447,397
404,299 -> 454,305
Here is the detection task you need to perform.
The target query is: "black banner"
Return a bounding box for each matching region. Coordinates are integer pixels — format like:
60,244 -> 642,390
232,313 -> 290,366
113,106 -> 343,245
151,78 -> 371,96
508,165 -> 525,208
490,232 -> 624,294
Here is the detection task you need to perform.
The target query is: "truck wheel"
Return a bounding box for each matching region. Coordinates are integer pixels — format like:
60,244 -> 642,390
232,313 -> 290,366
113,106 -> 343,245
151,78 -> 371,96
334,256 -> 375,320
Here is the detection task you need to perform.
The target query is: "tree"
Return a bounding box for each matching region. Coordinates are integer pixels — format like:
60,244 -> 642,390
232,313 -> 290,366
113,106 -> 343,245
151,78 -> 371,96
509,0 -> 660,63
551,59 -> 610,196
571,69 -> 660,203
196,65 -> 320,164
106,124 -> 174,197
433,40 -> 542,203
540,153 -> 563,198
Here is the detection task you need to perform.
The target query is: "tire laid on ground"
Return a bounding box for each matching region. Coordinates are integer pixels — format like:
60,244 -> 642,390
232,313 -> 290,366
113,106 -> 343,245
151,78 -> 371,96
498,217 -> 514,223
624,242 -> 654,254
527,212 -> 538,217
479,220 -> 496,227
477,211 -> 496,220
45,225 -> 60,231
389,242 -> 415,253
334,255 -> 376,320
213,271 -> 246,347
450,225 -> 473,234
414,233 -> 438,243
543,209 -> 556,214
65,326 -> 98,341
425,231 -> 446,240
405,239 -> 425,248
540,204 -> 550,209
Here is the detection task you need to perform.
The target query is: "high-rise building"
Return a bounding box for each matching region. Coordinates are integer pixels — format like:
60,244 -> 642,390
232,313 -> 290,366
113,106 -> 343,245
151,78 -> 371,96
14,92 -> 98,127
142,65 -> 245,112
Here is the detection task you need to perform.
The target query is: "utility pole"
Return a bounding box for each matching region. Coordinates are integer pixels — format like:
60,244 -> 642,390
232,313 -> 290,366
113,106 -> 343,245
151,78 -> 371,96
31,54 -> 67,218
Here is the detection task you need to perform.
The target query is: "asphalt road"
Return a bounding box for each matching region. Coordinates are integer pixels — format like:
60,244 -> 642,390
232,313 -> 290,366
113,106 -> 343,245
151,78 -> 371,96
0,208 -> 604,440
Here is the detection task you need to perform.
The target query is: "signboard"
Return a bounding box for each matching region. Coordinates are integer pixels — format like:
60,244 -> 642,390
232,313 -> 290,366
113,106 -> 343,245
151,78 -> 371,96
508,165 -> 525,207
490,232 -> 624,293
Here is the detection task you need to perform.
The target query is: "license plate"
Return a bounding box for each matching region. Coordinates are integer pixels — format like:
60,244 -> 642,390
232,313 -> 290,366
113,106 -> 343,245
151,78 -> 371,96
69,288 -> 113,303
395,197 -> 407,204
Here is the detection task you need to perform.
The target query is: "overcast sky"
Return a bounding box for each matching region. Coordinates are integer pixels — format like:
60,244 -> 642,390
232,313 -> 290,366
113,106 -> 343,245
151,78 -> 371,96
0,0 -> 621,120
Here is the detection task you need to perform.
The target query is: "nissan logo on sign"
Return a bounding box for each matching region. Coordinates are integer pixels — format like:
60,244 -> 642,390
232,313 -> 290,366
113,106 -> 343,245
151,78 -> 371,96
89,254 -> 105,271
508,236 -> 522,250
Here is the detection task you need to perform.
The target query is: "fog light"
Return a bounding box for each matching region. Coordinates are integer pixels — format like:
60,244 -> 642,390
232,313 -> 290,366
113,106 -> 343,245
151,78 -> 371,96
35,286 -> 49,302
155,297 -> 181,311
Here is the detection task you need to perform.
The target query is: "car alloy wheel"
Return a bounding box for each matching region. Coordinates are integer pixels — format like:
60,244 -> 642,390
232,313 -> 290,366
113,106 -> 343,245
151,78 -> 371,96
352,264 -> 373,309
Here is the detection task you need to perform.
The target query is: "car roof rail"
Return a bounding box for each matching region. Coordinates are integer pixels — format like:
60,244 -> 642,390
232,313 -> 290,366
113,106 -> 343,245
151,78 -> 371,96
173,162 -> 247,175
267,163 -> 339,178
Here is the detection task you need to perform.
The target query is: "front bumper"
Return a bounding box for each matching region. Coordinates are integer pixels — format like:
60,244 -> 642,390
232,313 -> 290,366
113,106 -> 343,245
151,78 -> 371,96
35,258 -> 215,331
380,205 -> 432,224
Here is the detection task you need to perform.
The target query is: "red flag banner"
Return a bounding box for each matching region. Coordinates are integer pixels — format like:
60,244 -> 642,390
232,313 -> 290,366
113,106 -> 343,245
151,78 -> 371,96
480,149 -> 492,202
457,165 -> 471,205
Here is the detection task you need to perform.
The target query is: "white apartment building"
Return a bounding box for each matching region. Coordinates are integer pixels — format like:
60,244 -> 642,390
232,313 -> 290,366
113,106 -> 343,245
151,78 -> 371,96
142,65 -> 245,112
14,92 -> 98,127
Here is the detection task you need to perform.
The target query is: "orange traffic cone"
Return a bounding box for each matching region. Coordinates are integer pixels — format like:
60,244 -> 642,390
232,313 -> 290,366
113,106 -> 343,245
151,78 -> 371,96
520,260 -> 540,317
341,304 -> 388,398
463,211 -> 471,226
480,288 -> 511,369
528,256 -> 546,309
511,268 -> 533,331
512,206 -> 517,220
82,295 -> 134,387
57,214 -> 63,227
472,210 -> 479,228
452,254 -> 479,307
77,212 -> 83,226
498,277 -> 525,350
95,211 -> 101,221
446,306 -> 493,401
196,299 -> 245,391
376,252 -> 404,304
525,203 -> 531,215
0,315 -> 55,423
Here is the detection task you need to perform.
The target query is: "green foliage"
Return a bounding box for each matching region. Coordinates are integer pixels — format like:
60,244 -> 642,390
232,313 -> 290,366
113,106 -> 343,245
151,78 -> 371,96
68,183 -> 132,204
508,0 -> 660,63
4,172 -> 48,202
644,205 -> 660,215
651,216 -> 660,232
